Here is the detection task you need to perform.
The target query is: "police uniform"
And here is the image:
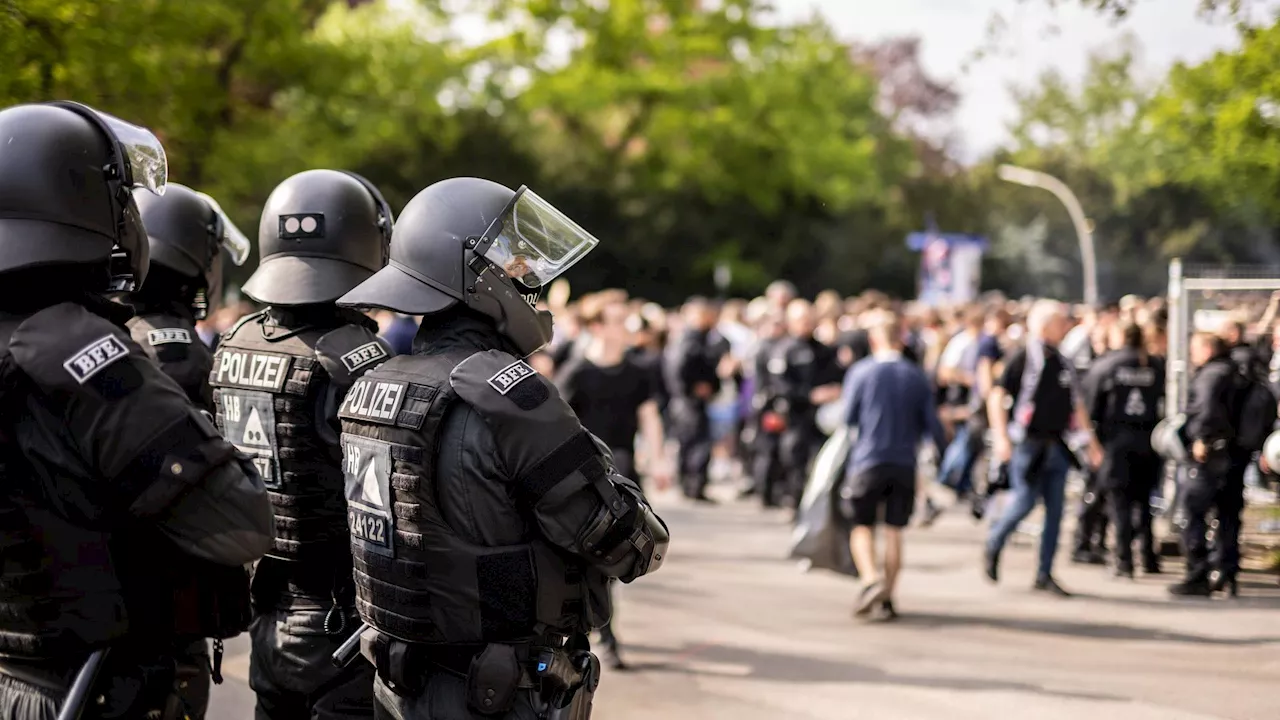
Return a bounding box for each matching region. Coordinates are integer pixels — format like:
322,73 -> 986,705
985,340 -> 1081,587
0,102 -> 273,720
335,177 -> 669,720
213,308 -> 391,718
218,169 -> 397,719
1083,348 -> 1165,575
664,326 -> 728,501
123,182 -> 257,719
752,335 -> 837,507
1172,349 -> 1244,595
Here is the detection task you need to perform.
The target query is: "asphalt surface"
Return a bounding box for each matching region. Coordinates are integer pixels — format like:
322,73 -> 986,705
210,486 -> 1280,720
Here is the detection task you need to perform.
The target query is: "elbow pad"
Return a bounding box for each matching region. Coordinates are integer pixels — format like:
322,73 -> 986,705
126,407 -> 244,519
577,468 -> 670,582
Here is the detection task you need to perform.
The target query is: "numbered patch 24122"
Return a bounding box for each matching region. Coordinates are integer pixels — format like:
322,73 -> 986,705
341,434 -> 395,557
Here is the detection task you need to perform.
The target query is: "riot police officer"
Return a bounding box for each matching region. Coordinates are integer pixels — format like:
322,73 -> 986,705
1082,321 -> 1165,577
0,102 -> 274,719
754,300 -> 841,508
664,296 -> 729,502
1170,332 -> 1247,597
129,184 -> 251,408
210,170 -> 396,719
118,183 -> 257,718
335,177 -> 669,720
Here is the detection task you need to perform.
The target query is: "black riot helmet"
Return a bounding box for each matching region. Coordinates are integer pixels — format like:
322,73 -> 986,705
241,169 -> 393,306
134,183 -> 251,318
337,177 -> 600,356
0,102 -> 167,291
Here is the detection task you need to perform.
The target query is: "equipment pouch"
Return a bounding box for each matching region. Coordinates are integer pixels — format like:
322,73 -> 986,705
467,644 -> 521,716
565,651 -> 600,720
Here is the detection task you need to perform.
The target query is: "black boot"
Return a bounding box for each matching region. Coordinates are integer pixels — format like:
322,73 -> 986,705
1209,571 -> 1239,597
1033,575 -> 1072,597
983,548 -> 999,583
1168,578 -> 1212,597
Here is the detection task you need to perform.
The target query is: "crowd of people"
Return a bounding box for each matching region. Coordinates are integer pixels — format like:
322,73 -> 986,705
197,281 -> 1280,627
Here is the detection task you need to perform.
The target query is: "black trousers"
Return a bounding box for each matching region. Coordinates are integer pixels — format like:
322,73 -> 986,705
1180,456 -> 1247,582
250,606 -> 375,720
672,399 -> 713,498
751,432 -> 786,506
1072,470 -> 1110,554
1101,447 -> 1163,570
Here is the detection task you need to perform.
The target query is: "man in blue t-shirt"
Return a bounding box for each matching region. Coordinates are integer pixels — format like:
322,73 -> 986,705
838,311 -> 947,620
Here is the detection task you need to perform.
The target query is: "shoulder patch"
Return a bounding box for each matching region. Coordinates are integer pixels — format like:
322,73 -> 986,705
64,335 -> 130,384
341,341 -> 389,373
340,378 -> 408,425
315,325 -> 394,388
487,360 -> 537,395
212,348 -> 292,392
147,328 -> 193,346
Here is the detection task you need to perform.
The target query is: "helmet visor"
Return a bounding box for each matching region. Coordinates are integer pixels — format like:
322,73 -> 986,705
196,191 -> 251,266
97,110 -> 167,196
480,187 -> 599,289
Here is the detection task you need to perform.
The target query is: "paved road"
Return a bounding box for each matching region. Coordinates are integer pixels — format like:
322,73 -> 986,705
211,488 -> 1280,720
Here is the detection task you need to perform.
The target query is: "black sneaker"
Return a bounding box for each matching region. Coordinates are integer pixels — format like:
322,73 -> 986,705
854,581 -> 887,617
1142,559 -> 1162,575
1113,564 -> 1135,580
1168,579 -> 1212,597
691,494 -> 718,505
983,548 -> 999,583
1071,549 -> 1106,565
1033,575 -> 1072,597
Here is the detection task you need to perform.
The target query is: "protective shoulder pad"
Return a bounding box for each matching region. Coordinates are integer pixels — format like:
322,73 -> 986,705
451,350 -> 601,491
315,324 -> 394,388
128,313 -> 197,362
11,302 -> 150,393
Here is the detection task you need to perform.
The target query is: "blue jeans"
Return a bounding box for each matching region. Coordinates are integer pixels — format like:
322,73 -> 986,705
986,438 -> 1071,579
938,425 -> 976,494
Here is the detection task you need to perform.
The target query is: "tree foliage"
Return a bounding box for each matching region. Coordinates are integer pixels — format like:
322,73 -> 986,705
0,0 -> 1277,303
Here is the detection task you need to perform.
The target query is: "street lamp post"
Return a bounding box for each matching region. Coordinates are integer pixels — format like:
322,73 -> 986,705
998,164 -> 1098,306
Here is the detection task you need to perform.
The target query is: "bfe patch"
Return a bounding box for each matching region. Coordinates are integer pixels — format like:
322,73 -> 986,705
341,435 -> 394,557
218,389 -> 281,489
147,328 -> 192,346
487,360 -> 537,395
63,335 -> 129,384
340,341 -> 388,373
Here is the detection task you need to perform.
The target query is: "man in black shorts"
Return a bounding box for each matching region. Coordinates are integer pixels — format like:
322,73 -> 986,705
556,298 -> 670,667
838,311 -> 947,619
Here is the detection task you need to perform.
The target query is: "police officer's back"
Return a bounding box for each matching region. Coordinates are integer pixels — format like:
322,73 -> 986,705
116,183 -> 257,719
336,177 -> 669,720
1082,322 -> 1165,576
0,102 -> 274,719
210,170 -> 396,719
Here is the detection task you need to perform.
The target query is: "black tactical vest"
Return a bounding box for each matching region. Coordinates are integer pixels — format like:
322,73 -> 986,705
339,353 -> 600,645
128,310 -> 213,411
0,316 -> 128,659
211,311 -> 390,566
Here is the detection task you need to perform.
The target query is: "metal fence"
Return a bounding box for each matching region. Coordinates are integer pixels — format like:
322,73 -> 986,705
1165,259 -> 1280,414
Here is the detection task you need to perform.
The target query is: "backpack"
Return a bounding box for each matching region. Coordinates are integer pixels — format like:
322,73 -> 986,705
1232,358 -> 1278,452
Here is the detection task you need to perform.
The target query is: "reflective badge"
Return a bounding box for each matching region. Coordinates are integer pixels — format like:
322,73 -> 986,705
278,213 -> 325,239
147,328 -> 192,346
64,335 -> 129,384
487,360 -> 536,395
340,341 -> 388,373
341,435 -> 394,557
213,349 -> 291,392
340,379 -> 407,425
218,389 -> 280,489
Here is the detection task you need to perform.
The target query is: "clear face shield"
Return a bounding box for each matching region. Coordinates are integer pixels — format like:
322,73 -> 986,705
48,102 -> 168,291
476,187 -> 600,297
196,191 -> 251,267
